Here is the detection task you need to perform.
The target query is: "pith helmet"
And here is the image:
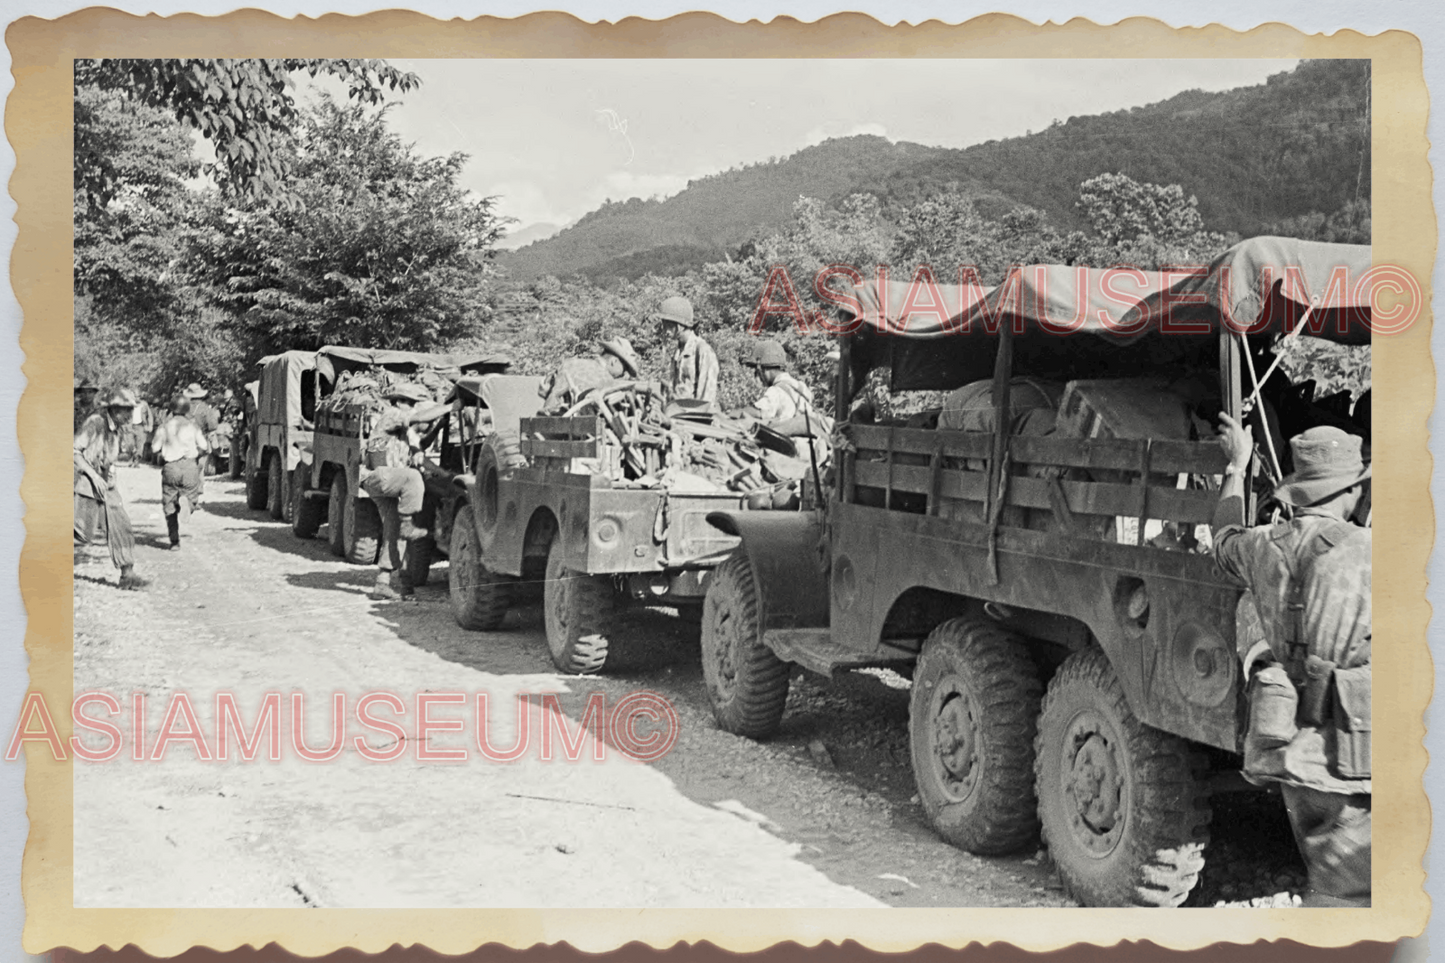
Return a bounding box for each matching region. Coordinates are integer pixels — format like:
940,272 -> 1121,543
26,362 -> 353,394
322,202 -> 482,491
597,337 -> 642,377
1274,426 -> 1371,507
746,339 -> 788,369
653,296 -> 696,328
98,387 -> 139,409
182,382 -> 208,399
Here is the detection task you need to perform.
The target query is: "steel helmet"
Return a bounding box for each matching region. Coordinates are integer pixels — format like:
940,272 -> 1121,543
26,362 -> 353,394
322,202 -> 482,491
747,339 -> 788,369
653,296 -> 696,328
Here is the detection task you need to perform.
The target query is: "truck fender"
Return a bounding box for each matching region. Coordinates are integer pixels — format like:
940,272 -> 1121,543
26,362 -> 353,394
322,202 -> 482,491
705,511 -> 829,631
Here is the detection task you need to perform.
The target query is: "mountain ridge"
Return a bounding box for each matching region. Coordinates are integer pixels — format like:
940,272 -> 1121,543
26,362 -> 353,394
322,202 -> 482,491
501,60 -> 1369,283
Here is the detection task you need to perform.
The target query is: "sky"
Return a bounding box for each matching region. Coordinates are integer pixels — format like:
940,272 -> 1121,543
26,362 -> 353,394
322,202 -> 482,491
314,58 -> 1300,244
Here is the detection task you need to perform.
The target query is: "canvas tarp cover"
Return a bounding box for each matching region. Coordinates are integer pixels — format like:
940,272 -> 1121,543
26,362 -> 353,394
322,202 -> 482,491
257,351 -> 316,427
316,345 -> 512,377
452,374 -> 545,436
845,237 -> 1372,392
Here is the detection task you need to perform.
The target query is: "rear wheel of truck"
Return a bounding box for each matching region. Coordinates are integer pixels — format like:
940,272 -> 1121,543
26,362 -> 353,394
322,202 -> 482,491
1035,646 -> 1211,907
265,456 -> 285,520
449,504 -> 512,630
910,618 -> 1043,856
291,467 -> 324,539
700,553 -> 790,739
343,488 -> 381,565
326,473 -> 347,557
245,453 -> 269,510
542,538 -> 616,674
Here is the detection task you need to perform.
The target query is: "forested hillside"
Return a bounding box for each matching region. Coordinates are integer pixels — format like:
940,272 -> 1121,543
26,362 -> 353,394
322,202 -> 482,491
500,136 -> 946,280
504,59 -> 1369,282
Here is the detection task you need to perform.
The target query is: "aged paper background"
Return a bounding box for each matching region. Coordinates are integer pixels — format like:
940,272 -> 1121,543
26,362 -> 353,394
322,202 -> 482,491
6,8 -> 1435,956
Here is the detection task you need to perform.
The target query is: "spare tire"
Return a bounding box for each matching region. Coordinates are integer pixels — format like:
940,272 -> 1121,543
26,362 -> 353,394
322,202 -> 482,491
475,430 -> 525,551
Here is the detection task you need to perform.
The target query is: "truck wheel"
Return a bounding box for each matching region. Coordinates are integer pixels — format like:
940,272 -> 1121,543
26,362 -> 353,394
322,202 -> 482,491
542,538 -> 616,674
326,473 -> 347,557
700,553 -> 790,739
266,456 -> 285,520
910,618 -> 1042,856
1035,647 -> 1211,907
449,504 -> 512,630
405,535 -> 435,587
343,489 -> 381,565
245,454 -> 269,511
291,468 -> 324,539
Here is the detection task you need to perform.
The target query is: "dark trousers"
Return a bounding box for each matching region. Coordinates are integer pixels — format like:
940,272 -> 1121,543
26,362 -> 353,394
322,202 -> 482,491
1281,784 -> 1371,905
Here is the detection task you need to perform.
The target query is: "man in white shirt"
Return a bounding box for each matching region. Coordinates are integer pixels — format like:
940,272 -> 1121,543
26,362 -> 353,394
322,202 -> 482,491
150,398 -> 211,550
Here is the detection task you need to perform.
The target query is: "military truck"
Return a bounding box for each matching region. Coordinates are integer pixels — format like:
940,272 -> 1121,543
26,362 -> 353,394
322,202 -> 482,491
444,379 -> 812,674
699,237 -> 1372,907
288,345 -> 510,564
244,351 -> 319,521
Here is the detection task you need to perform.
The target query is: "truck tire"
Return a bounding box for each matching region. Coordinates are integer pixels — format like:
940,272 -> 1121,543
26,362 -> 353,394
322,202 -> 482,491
291,467 -> 324,539
910,618 -> 1043,856
449,504 -> 512,630
246,453 -> 269,510
266,456 -> 285,520
344,489 -> 381,565
405,535 -> 435,587
326,473 -> 347,557
542,538 -> 616,674
1035,646 -> 1211,907
700,553 -> 790,739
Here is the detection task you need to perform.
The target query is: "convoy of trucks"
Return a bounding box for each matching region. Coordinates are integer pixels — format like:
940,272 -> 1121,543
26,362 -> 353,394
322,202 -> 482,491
234,236 -> 1372,908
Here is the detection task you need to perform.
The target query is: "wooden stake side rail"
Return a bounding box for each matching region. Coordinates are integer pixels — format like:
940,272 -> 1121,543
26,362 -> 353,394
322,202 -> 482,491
849,424 -> 1223,530
849,424 -> 1229,475
519,415 -> 606,461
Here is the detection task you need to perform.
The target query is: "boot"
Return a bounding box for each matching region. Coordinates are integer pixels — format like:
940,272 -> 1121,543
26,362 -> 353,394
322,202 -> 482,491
117,566 -> 148,591
368,571 -> 403,601
165,512 -> 181,549
398,514 -> 429,541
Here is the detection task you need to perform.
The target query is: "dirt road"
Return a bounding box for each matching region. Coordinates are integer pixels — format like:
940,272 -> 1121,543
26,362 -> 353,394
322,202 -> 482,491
74,466 -> 1303,909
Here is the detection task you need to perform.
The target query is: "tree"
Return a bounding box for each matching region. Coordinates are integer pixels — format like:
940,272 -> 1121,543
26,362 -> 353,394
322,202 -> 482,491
192,97 -> 508,355
1076,172 -> 1208,246
73,84 -> 242,398
75,58 -> 420,208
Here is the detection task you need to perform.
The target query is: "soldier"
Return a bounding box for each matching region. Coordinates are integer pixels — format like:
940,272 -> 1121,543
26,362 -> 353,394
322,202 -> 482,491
358,383 -> 449,601
1213,417 -> 1372,907
149,398 -> 211,550
538,337 -> 642,412
74,378 -> 100,433
181,383 -> 221,435
738,339 -> 817,427
74,387 -> 145,589
655,296 -> 718,404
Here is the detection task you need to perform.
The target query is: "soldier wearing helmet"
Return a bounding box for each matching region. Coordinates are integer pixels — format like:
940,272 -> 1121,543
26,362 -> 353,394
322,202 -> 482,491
739,339 -> 816,426
74,387 -> 145,589
655,296 -> 718,405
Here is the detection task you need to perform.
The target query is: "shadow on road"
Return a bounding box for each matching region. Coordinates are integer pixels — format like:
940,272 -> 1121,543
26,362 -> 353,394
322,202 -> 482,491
285,568 -> 378,595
